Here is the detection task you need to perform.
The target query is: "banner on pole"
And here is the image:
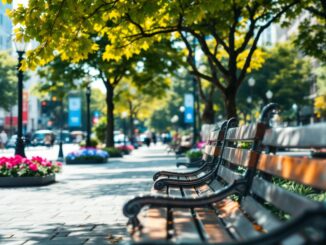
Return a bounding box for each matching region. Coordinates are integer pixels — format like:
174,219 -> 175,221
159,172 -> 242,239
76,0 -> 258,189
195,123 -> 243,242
68,97 -> 81,127
184,93 -> 194,124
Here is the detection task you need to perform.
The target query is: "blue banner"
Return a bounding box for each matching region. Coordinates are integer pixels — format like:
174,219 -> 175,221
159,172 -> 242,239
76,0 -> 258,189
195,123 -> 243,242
68,97 -> 81,127
184,94 -> 194,124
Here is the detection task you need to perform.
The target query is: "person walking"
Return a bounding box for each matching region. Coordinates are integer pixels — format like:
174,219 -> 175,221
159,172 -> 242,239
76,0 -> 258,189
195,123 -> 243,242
0,130 -> 8,149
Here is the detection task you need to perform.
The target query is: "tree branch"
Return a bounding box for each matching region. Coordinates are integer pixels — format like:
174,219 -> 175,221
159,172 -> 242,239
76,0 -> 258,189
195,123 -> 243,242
238,0 -> 300,85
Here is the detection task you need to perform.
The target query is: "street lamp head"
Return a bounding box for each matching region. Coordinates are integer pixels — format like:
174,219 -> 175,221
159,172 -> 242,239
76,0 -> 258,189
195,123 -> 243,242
292,103 -> 298,111
246,96 -> 252,104
171,115 -> 179,123
248,77 -> 256,87
13,38 -> 27,53
266,90 -> 273,100
121,111 -> 128,118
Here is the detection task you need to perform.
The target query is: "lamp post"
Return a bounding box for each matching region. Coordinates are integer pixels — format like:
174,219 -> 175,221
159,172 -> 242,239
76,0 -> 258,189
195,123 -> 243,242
57,98 -> 64,161
121,111 -> 128,146
14,39 -> 27,157
248,78 -> 255,122
86,85 -> 91,147
292,103 -> 300,126
266,90 -> 273,102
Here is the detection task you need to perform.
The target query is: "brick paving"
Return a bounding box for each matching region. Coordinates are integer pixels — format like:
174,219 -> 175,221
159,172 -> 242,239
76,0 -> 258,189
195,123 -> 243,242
0,145 -> 180,245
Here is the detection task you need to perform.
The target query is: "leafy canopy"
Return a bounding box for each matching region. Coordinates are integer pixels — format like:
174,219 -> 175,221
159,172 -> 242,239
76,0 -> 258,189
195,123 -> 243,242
0,51 -> 17,111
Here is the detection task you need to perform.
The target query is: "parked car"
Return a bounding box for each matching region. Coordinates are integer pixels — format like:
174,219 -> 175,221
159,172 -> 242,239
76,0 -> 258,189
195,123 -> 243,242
31,130 -> 56,146
5,134 -> 31,148
5,135 -> 17,148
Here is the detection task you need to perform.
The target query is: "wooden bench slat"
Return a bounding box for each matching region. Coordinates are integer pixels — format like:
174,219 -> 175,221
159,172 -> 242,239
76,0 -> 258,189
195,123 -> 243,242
134,207 -> 168,242
171,208 -> 203,243
209,130 -> 224,142
252,177 -> 319,217
194,207 -> 233,243
181,179 -> 233,243
240,196 -> 281,232
217,165 -> 242,184
257,154 -> 326,190
226,123 -> 266,141
168,186 -> 202,243
262,123 -> 326,148
203,145 -> 221,157
222,147 -> 259,168
214,199 -> 262,240
209,179 -> 225,191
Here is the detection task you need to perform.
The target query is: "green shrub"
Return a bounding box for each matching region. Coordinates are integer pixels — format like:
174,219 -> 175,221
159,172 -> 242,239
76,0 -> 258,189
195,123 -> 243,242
79,138 -> 99,148
103,147 -> 123,158
93,117 -> 107,144
185,149 -> 203,159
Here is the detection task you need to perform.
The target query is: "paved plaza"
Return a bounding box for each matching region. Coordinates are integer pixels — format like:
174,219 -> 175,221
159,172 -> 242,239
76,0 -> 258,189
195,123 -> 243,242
0,145 -> 180,244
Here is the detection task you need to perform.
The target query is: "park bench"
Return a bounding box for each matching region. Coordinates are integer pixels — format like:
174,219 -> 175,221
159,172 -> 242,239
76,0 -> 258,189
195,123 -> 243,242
150,103 -> 276,193
175,121 -> 227,169
123,111 -> 326,244
153,120 -> 228,181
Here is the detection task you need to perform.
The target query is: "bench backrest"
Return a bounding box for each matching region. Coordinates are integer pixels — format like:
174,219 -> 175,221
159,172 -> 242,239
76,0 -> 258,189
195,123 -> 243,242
215,121 -> 267,185
241,123 -> 326,243
201,120 -> 227,161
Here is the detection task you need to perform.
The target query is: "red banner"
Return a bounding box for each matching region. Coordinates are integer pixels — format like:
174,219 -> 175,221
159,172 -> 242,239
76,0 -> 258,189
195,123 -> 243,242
4,116 -> 18,127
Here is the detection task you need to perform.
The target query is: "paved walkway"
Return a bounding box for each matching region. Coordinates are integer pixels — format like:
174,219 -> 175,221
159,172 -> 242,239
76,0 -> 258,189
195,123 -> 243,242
0,145 -> 182,244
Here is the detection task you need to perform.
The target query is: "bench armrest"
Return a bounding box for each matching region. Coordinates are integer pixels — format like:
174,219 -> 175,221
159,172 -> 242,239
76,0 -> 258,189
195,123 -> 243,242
152,160 -> 209,180
153,164 -> 218,190
123,179 -> 247,219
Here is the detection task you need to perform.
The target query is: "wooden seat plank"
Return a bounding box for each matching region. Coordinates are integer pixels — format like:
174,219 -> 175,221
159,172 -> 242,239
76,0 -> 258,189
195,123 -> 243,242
133,207 -> 168,242
168,186 -> 202,243
240,196 -> 281,232
213,199 -> 262,240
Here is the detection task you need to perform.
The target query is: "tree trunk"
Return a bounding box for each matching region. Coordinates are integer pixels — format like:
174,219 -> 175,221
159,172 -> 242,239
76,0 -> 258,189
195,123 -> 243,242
224,89 -> 237,119
201,100 -> 215,124
105,84 -> 115,147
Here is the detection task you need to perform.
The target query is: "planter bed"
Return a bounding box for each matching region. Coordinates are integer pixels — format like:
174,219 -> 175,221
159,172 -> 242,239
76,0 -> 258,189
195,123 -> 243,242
0,174 -> 55,187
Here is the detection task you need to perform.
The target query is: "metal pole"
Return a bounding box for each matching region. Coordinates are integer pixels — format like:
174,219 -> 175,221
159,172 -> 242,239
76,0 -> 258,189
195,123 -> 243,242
15,51 -> 26,157
123,118 -> 127,146
192,37 -> 197,146
192,77 -> 197,146
57,100 -> 64,161
86,86 -> 91,147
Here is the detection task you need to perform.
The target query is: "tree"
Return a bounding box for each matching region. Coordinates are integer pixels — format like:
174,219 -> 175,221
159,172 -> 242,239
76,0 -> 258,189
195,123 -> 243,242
6,0 -> 308,118
237,42 -> 312,120
294,0 -> 326,61
0,51 -> 17,111
115,77 -> 170,139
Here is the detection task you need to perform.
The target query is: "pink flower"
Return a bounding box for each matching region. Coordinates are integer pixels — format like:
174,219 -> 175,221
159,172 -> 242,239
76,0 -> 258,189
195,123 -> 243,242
29,163 -> 38,171
56,162 -> 63,167
6,163 -> 13,169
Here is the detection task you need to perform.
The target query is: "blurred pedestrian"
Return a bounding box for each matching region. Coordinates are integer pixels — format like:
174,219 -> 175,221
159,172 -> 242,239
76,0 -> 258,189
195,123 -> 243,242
0,130 -> 8,149
152,131 -> 157,145
144,130 -> 152,147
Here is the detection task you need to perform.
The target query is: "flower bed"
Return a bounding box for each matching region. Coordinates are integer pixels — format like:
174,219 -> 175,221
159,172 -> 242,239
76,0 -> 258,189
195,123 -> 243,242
0,156 -> 62,187
116,145 -> 134,155
65,148 -> 109,164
